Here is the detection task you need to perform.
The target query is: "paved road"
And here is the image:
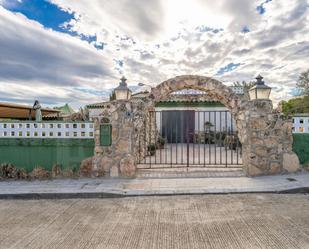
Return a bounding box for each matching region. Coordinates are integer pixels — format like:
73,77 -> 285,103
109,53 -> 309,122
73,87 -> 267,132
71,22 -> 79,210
0,194 -> 309,249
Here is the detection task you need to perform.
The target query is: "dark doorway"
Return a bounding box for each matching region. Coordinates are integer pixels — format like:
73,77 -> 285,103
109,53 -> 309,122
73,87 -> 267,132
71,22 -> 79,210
161,111 -> 195,143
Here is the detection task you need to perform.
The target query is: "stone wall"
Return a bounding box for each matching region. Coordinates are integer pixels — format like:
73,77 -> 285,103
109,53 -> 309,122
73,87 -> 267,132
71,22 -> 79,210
88,98 -> 156,178
149,75 -> 300,176
243,100 -> 299,176
91,101 -> 136,177
89,75 -> 300,177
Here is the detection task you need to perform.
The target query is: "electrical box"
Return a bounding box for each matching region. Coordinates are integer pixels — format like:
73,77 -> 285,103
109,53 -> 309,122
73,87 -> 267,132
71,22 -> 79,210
100,124 -> 112,146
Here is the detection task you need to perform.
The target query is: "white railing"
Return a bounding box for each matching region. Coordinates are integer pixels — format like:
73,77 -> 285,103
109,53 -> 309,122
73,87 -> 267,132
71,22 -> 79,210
293,116 -> 309,133
170,87 -> 244,96
0,122 -> 94,139
170,89 -> 207,95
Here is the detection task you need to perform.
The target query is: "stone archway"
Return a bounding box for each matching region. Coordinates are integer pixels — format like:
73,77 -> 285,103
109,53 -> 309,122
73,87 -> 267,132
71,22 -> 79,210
150,75 -> 248,144
91,75 -> 300,178
145,75 -> 299,176
152,75 -> 242,114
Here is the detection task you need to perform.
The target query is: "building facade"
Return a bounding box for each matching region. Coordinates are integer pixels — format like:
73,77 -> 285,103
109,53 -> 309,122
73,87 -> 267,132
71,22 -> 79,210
292,114 -> 309,133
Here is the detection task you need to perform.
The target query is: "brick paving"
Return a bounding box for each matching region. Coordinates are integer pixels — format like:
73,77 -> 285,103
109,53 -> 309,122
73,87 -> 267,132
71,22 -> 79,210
0,194 -> 309,249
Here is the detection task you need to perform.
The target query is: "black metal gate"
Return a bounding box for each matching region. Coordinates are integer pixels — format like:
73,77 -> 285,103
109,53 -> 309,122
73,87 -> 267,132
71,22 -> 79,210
137,110 -> 242,168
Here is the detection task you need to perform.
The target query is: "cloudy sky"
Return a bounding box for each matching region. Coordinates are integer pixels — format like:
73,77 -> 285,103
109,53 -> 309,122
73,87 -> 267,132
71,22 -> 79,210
0,0 -> 308,108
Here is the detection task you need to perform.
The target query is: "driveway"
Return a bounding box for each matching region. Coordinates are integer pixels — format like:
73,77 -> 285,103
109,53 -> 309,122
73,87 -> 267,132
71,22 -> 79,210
0,194 -> 309,249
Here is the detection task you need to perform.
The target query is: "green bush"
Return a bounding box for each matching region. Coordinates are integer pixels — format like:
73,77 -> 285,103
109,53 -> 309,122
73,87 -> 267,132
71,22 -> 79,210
293,134 -> 309,165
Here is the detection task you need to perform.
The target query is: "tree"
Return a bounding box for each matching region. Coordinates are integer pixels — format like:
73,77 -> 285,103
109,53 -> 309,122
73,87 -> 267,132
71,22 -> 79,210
233,81 -> 256,99
297,69 -> 309,95
233,81 -> 255,91
280,96 -> 309,115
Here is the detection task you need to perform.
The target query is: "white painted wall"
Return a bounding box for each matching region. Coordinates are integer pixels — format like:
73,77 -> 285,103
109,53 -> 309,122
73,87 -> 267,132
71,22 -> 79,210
293,116 -> 309,133
154,107 -> 237,133
0,122 -> 94,139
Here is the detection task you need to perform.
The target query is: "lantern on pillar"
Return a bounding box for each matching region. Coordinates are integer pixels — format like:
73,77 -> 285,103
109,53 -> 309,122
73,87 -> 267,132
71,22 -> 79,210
249,75 -> 272,100
114,76 -> 132,100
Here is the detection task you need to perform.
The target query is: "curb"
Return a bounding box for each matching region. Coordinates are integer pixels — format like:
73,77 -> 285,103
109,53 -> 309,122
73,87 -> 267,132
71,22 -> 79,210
0,188 -> 308,200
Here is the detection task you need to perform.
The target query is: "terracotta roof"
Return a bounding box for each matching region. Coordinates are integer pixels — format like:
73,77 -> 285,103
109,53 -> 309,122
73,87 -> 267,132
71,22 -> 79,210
0,102 -> 59,119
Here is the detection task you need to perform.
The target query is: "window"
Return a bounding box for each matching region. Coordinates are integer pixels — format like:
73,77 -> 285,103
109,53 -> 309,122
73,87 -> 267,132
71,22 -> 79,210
26,132 -> 30,137
73,132 -> 78,137
49,132 -> 53,137
42,132 -> 46,137
81,124 -> 85,128
57,124 -> 61,129
49,124 -> 54,129
57,132 -> 62,137
11,131 -> 15,136
34,123 -> 38,128
19,124 -> 23,128
65,124 -> 70,129
299,127 -> 304,133
18,131 -> 22,137
11,124 -> 15,128
65,132 -> 70,137
89,123 -> 94,129
3,124 -> 7,128
26,124 -> 30,128
81,132 -> 85,137
89,132 -> 94,137
3,132 -> 7,136
41,123 -> 46,128
73,124 -> 77,129
34,132 -> 38,137
300,119 -> 304,124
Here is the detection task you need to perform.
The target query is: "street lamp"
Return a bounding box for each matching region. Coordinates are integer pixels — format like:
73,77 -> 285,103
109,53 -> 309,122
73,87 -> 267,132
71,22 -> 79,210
114,76 -> 132,100
249,75 -> 272,100
138,82 -> 153,89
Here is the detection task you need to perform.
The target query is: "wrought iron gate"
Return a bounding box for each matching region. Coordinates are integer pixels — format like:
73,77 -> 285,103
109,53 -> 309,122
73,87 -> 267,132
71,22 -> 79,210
137,110 -> 242,168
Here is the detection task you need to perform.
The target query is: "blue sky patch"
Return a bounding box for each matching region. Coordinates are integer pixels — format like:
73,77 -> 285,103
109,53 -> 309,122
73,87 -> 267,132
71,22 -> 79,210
241,26 -> 250,33
3,0 -> 74,32
257,0 -> 272,15
2,0 -> 106,50
290,88 -> 303,97
216,63 -> 241,76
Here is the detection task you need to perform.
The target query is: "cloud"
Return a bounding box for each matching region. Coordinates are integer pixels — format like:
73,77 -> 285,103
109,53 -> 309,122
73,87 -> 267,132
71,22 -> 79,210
49,0 -> 165,41
0,0 -> 308,107
0,6 -> 117,107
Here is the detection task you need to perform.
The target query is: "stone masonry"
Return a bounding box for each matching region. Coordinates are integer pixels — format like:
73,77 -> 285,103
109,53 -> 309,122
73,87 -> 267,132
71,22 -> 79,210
89,75 -> 299,177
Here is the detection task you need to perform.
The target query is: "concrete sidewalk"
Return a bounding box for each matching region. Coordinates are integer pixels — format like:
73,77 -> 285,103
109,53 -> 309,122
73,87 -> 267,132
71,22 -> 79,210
0,172 -> 308,199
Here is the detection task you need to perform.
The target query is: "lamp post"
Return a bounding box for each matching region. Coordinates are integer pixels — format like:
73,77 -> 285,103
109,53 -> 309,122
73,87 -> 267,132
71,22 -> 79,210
138,82 -> 153,89
114,76 -> 132,100
249,75 -> 272,100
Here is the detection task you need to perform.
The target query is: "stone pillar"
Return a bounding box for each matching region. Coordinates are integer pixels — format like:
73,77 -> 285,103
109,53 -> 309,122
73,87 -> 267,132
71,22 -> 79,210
92,100 -> 137,178
244,100 -> 300,176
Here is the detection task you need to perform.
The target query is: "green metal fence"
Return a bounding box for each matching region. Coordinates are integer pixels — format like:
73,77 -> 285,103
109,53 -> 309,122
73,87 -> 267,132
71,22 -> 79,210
0,138 -> 94,172
293,134 -> 309,165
